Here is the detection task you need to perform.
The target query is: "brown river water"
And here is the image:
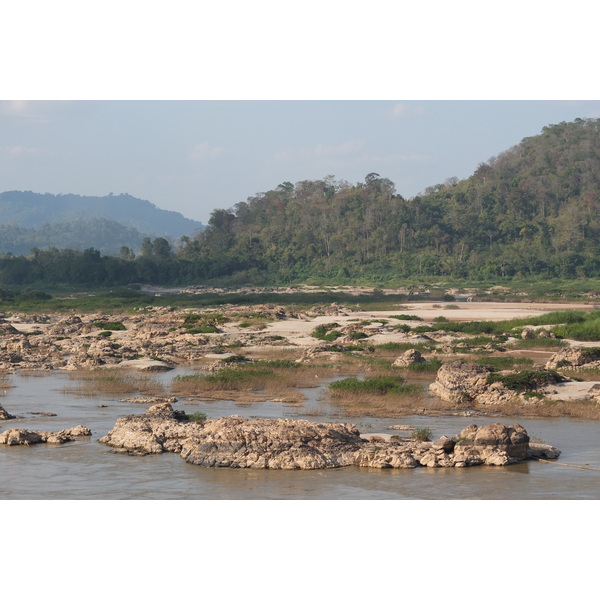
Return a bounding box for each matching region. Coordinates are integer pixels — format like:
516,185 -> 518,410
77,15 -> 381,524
1,368 -> 600,500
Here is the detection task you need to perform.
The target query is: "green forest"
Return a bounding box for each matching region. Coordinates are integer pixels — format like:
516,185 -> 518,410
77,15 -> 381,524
2,117 -> 600,288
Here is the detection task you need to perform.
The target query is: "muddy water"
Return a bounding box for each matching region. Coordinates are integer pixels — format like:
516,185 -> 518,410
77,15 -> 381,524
1,369 -> 599,499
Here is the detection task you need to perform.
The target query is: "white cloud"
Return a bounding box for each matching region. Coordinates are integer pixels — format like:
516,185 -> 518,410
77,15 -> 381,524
0,145 -> 51,158
386,102 -> 426,119
0,100 -> 89,122
189,142 -> 227,161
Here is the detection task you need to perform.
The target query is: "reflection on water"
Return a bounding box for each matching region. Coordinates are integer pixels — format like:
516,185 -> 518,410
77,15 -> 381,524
1,369 -> 599,499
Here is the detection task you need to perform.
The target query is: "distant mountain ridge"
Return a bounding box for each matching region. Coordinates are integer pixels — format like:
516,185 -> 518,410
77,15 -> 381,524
0,191 -> 204,255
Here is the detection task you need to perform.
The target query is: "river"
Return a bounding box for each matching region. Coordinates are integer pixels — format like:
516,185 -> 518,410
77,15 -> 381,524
1,368 -> 599,500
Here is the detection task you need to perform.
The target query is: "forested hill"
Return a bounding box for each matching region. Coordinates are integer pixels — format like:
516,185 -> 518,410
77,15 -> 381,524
0,191 -> 204,253
192,117 -> 600,281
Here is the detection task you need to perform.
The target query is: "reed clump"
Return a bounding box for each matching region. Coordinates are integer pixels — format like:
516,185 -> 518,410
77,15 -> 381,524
63,370 -> 166,396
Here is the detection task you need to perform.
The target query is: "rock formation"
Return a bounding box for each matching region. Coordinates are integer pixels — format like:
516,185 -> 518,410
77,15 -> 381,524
0,404 -> 16,420
429,361 -> 493,404
546,345 -> 600,370
0,425 -> 92,445
98,403 -> 559,469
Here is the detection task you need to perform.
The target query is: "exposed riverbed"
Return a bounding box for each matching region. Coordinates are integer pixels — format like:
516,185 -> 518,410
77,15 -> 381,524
1,368 -> 599,499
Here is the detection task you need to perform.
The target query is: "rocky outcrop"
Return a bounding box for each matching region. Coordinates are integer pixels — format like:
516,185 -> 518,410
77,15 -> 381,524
99,403 -> 557,469
0,404 -> 16,420
181,417 -> 363,469
546,345 -> 600,370
0,425 -> 91,445
98,402 -> 204,455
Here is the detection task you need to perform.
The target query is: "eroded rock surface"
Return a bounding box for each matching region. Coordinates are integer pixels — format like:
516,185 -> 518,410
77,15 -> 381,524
99,403 -> 557,469
546,346 -> 600,370
429,361 -> 493,404
0,425 -> 91,445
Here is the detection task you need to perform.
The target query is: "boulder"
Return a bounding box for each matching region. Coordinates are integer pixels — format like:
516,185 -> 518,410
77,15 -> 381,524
393,349 -> 426,367
452,423 -> 530,466
429,361 -> 492,404
0,404 -> 16,420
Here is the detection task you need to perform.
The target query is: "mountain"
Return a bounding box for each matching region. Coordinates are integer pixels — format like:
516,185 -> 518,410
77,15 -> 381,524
0,191 -> 204,254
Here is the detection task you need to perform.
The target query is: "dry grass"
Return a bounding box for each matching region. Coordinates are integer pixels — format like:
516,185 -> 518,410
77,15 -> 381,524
560,368 -> 600,381
170,361 -> 340,395
325,387 -> 444,418
480,398 -> 600,420
63,370 -> 166,396
0,373 -> 11,389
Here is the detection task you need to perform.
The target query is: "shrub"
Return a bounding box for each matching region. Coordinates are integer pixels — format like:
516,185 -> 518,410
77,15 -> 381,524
311,323 -> 343,341
188,411 -> 207,423
411,427 -> 432,441
390,314 -> 423,321
486,369 -> 563,392
93,321 -> 126,331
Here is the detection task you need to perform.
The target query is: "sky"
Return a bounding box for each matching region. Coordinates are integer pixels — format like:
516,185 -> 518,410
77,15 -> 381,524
2,99 -> 600,225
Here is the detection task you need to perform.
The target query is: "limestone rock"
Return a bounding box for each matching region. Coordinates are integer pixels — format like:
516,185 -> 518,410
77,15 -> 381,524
0,425 -> 91,445
546,346 -> 600,370
99,404 -> 551,470
453,423 -> 530,466
393,349 -> 426,367
180,417 -> 364,469
429,361 -> 492,404
99,402 -> 204,455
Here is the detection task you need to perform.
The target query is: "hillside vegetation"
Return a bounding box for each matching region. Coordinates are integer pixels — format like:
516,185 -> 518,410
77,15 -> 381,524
1,118 -> 600,287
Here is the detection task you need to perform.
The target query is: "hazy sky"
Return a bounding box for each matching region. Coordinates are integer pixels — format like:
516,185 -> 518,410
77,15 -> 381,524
2,100 -> 600,225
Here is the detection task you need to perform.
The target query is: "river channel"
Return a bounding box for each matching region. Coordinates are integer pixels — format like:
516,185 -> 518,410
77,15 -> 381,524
1,367 -> 599,500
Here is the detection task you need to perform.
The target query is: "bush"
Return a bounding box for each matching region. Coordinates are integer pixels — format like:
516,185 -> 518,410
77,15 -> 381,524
486,369 -> 563,392
188,411 -> 207,423
93,321 -> 126,331
411,427 -> 432,441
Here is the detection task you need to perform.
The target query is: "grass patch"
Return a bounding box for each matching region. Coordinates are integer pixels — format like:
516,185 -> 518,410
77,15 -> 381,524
389,314 -> 423,321
63,371 -> 165,396
93,321 -> 126,331
311,323 -> 343,342
329,375 -> 418,395
486,369 -> 563,392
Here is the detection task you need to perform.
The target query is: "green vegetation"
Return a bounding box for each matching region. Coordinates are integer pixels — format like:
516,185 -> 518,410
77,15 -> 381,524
486,369 -> 564,392
311,323 -> 343,342
93,321 -> 126,331
329,376 -> 420,395
411,427 -> 433,442
187,411 -> 207,423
